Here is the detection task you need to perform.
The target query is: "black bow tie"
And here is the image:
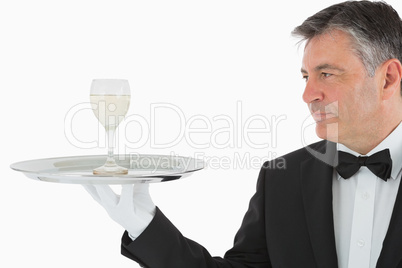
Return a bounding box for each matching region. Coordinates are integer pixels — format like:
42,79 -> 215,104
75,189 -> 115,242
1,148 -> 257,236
335,149 -> 393,181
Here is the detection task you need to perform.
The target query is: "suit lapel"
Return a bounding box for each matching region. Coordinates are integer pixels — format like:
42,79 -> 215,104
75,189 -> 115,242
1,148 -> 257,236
301,141 -> 338,268
376,172 -> 402,268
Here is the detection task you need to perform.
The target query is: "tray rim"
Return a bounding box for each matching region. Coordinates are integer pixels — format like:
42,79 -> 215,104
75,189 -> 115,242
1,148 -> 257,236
10,154 -> 205,184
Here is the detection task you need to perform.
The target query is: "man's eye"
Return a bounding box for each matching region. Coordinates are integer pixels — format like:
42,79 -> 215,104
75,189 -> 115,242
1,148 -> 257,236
302,75 -> 309,82
322,72 -> 332,78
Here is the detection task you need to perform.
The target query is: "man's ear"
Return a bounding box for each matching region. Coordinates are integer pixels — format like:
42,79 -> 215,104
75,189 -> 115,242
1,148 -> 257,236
381,58 -> 402,100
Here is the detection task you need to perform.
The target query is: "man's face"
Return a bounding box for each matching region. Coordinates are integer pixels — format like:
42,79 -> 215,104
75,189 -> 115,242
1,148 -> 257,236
301,30 -> 382,146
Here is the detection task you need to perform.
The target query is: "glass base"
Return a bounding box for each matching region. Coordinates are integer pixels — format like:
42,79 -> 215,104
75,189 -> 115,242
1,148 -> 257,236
93,165 -> 128,175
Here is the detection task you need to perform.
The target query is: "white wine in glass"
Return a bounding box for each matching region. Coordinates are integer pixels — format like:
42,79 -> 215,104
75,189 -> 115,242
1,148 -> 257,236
90,79 -> 131,175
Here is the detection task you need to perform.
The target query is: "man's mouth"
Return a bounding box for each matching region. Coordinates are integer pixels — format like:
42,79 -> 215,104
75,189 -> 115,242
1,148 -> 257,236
311,111 -> 337,122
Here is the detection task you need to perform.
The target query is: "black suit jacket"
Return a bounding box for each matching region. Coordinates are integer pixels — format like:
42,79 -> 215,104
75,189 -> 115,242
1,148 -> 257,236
120,141 -> 402,267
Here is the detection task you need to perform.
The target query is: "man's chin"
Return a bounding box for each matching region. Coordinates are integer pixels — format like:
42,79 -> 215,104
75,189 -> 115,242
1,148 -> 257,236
315,123 -> 339,143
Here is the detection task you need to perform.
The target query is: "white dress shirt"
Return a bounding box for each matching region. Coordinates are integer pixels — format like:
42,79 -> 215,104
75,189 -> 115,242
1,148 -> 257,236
333,122 -> 402,268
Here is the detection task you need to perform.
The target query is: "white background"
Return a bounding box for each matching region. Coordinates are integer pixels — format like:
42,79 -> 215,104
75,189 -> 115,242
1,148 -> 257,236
2,0 -> 401,267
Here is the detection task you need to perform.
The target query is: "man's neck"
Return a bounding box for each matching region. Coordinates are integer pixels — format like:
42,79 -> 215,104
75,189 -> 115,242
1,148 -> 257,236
341,120 -> 402,155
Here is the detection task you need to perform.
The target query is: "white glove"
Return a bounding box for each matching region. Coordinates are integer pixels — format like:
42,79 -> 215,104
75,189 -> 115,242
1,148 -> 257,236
83,183 -> 156,240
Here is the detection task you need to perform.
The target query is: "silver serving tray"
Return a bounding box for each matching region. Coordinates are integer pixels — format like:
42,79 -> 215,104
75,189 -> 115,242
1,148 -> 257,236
10,154 -> 205,184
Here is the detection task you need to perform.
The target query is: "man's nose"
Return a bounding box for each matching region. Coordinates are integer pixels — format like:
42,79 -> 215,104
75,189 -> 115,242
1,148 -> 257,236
302,78 -> 324,104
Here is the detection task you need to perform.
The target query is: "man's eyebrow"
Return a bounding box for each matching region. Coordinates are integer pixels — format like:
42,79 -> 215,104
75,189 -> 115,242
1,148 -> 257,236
301,64 -> 345,74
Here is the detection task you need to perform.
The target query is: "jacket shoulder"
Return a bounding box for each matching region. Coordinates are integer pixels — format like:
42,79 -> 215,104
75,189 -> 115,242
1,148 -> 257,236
262,140 -> 335,170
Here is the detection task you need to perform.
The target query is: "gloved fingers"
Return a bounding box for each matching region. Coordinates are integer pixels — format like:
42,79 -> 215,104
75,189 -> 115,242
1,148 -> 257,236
133,183 -> 155,212
119,184 -> 135,209
83,184 -> 101,204
133,183 -> 152,205
133,182 -> 150,195
94,185 -> 119,208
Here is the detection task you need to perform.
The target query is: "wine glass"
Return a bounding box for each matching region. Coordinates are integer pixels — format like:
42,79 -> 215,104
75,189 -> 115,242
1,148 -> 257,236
90,79 -> 131,175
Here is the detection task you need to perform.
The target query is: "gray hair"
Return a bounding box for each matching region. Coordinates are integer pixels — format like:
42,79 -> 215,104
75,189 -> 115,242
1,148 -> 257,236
292,0 -> 402,91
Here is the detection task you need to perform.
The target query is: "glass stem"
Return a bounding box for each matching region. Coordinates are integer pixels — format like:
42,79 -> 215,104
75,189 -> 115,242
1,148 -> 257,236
106,127 -> 116,166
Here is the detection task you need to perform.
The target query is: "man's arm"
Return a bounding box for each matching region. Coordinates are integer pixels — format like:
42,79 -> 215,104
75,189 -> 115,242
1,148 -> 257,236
120,164 -> 272,268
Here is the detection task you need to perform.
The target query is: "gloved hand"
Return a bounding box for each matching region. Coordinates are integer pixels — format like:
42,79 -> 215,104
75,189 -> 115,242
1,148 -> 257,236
83,183 -> 156,240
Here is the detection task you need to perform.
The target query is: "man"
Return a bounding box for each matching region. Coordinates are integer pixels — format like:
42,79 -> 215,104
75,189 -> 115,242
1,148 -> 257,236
85,1 -> 402,267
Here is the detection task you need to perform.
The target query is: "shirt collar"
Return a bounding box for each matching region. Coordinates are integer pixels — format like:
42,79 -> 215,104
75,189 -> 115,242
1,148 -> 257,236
337,121 -> 402,181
